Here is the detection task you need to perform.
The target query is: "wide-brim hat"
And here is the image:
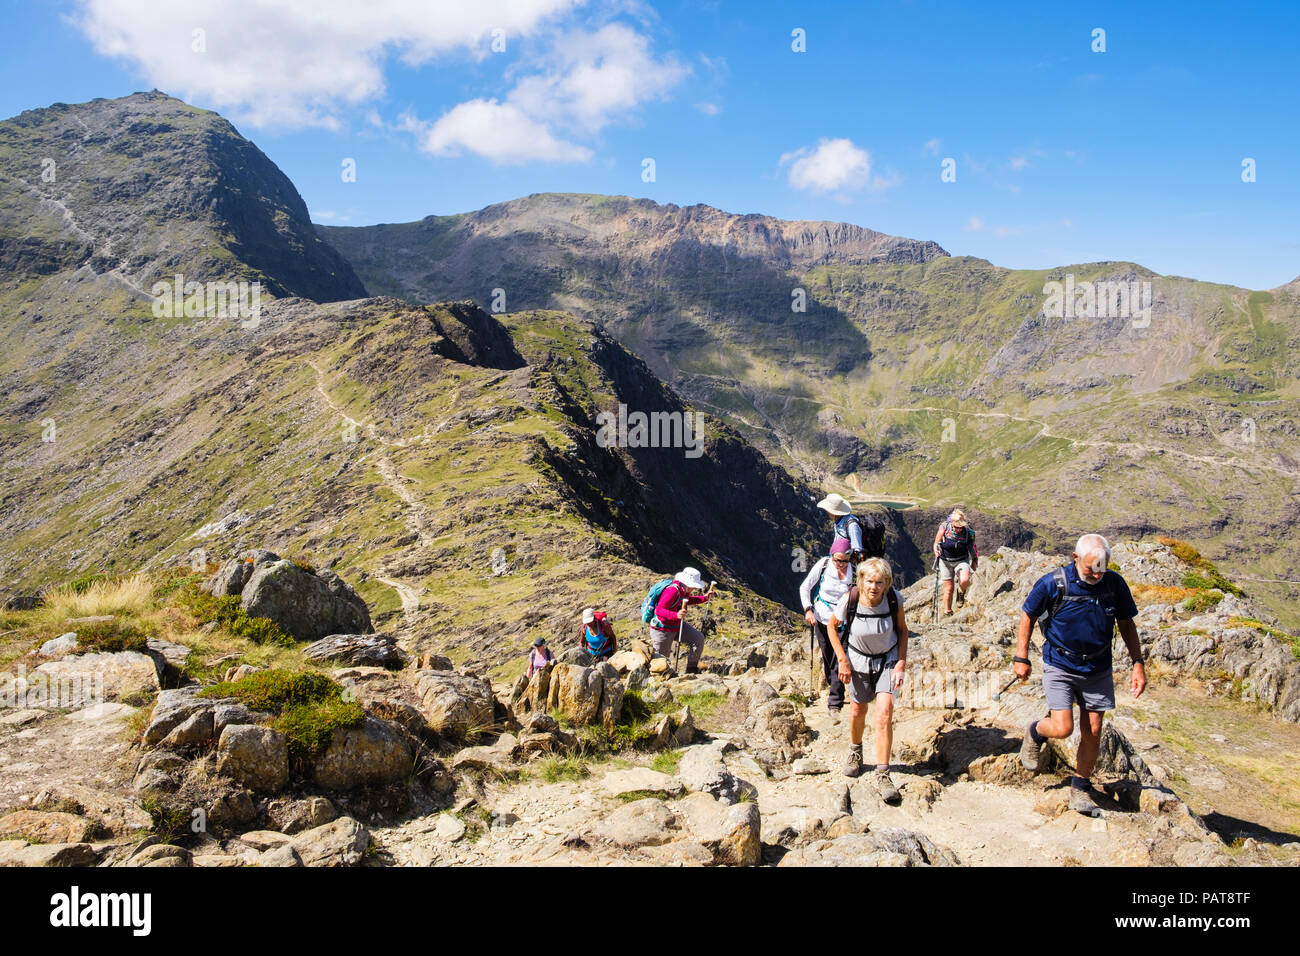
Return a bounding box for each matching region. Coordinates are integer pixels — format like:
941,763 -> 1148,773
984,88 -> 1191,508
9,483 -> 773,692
816,493 -> 853,516
675,567 -> 705,590
581,607 -> 595,624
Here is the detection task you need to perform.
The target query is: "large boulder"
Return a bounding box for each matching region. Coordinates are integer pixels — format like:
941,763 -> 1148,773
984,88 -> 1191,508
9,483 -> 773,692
677,746 -> 742,804
290,816 -> 370,867
515,663 -> 552,715
333,668 -> 428,736
303,633 -> 408,668
547,663 -> 604,724
591,799 -> 677,849
545,662 -> 625,728
266,797 -> 339,835
204,558 -> 253,596
675,792 -> 761,866
0,810 -> 96,844
240,560 -> 371,643
313,718 -> 413,790
33,651 -> 160,706
216,724 -> 289,793
413,670 -> 495,738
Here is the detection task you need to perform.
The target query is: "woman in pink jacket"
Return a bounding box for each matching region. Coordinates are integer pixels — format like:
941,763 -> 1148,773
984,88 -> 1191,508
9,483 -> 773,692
649,567 -> 714,675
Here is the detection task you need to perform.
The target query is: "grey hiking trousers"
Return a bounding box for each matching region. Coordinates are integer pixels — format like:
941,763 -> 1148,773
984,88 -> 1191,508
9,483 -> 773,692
650,622 -> 704,667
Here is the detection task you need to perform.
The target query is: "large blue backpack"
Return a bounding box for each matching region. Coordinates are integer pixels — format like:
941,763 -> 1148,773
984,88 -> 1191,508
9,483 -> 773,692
641,578 -> 675,626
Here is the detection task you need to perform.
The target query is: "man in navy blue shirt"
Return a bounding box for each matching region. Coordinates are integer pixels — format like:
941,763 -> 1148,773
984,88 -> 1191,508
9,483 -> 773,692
1013,534 -> 1147,815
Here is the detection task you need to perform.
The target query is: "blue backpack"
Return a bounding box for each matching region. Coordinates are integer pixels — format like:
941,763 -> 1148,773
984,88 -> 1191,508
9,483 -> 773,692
641,579 -> 675,626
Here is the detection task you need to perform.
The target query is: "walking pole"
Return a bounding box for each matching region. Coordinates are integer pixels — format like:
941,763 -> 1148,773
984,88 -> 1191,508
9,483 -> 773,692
810,622 -> 817,700
931,559 -> 940,622
675,606 -> 685,676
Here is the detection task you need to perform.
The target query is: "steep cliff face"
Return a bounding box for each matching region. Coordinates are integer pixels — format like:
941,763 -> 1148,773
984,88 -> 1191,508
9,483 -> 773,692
0,91 -> 366,300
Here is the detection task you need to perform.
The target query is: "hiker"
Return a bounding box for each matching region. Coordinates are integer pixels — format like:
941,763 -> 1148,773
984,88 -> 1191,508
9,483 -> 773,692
799,545 -> 856,719
1014,533 -> 1146,816
649,567 -> 714,675
816,493 -> 885,562
578,607 -> 617,663
827,557 -> 908,803
526,636 -> 555,679
933,508 -> 978,615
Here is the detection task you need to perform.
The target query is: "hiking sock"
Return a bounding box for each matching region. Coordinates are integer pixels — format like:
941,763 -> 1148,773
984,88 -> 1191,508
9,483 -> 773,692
850,743 -> 863,753
876,764 -> 889,772
1070,775 -> 1091,791
1028,721 -> 1046,745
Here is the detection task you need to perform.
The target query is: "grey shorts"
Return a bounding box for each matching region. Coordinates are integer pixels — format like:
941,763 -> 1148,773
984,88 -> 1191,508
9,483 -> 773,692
938,560 -> 972,582
1042,663 -> 1115,713
847,659 -> 898,705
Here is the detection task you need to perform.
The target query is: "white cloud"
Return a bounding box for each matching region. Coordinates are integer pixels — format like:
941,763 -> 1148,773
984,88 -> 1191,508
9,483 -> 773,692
696,102 -> 721,116
508,23 -> 689,134
70,0 -> 581,129
780,138 -> 874,193
923,138 -> 942,155
410,21 -> 688,164
1010,155 -> 1029,170
964,216 -> 985,232
409,99 -> 593,164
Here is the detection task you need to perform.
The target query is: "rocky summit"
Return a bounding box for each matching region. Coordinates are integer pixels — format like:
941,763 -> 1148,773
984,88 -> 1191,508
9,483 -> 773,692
0,92 -> 1297,868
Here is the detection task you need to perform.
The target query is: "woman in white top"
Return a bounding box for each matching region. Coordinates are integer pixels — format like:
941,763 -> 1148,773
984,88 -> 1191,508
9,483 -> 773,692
827,557 -> 908,803
798,546 -> 855,717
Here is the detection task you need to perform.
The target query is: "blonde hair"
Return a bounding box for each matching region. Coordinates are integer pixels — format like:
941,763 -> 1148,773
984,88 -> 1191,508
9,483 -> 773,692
856,557 -> 893,591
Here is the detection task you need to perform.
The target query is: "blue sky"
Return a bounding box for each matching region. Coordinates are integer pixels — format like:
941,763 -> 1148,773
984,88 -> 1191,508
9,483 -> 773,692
3,0 -> 1298,289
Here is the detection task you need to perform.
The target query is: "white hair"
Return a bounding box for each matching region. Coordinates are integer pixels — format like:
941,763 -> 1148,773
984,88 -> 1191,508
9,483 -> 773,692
1075,533 -> 1111,566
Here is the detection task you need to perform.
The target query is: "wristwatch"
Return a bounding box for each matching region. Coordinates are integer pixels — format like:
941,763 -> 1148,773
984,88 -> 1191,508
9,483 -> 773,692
1012,655 -> 1031,665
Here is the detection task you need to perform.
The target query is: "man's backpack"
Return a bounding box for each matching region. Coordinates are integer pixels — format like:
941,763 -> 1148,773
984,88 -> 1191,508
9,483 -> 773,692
1038,567 -> 1116,664
860,512 -> 887,560
641,578 -> 675,626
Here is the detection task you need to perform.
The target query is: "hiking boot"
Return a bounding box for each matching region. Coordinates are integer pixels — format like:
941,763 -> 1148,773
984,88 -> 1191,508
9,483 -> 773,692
956,587 -> 966,607
827,706 -> 841,726
685,663 -> 700,675
843,746 -> 863,778
1020,720 -> 1043,772
1069,785 -> 1101,817
873,767 -> 901,804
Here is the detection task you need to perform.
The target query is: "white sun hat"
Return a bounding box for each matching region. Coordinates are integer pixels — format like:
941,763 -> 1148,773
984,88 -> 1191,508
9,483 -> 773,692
816,493 -> 853,516
675,567 -> 705,589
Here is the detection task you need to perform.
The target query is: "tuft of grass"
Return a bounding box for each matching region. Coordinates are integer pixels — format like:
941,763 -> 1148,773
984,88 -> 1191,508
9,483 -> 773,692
138,794 -> 191,845
675,690 -> 726,719
1159,536 -> 1244,596
39,574 -> 154,621
73,617 -> 154,654
614,789 -> 668,803
534,755 -> 590,783
199,669 -> 364,764
650,749 -> 683,775
199,669 -> 340,711
783,691 -> 813,708
1131,584 -> 1198,606
1183,591 -> 1224,613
